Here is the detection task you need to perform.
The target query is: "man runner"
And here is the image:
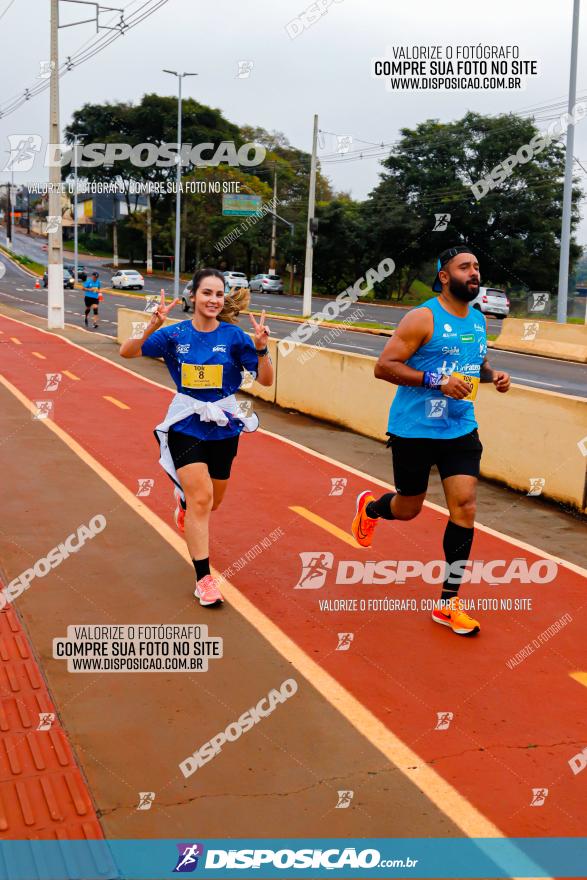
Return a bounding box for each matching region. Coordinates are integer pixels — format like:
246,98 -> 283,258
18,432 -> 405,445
83,271 -> 102,328
351,245 -> 510,636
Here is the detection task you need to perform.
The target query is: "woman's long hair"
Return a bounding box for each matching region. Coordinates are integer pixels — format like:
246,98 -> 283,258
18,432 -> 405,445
191,268 -> 250,325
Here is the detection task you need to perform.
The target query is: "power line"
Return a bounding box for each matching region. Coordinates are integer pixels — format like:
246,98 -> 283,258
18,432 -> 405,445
0,0 -> 168,119
0,0 -> 16,22
316,93 -> 587,163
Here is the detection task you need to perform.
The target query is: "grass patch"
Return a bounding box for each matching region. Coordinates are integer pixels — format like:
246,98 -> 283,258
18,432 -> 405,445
63,241 -> 112,259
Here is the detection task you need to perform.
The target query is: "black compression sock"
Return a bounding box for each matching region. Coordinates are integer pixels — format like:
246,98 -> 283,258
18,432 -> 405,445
366,492 -> 396,520
440,520 -> 474,602
193,557 -> 211,581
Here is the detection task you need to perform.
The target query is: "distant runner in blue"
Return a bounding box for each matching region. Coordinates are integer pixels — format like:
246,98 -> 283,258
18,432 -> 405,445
120,269 -> 274,607
351,246 -> 511,637
83,271 -> 101,328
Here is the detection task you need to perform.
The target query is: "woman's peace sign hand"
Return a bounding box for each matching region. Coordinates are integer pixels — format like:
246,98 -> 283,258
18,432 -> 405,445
149,288 -> 179,329
248,309 -> 271,350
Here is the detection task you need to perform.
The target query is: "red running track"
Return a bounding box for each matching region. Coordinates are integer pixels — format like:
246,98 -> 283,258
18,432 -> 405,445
1,313 -> 586,840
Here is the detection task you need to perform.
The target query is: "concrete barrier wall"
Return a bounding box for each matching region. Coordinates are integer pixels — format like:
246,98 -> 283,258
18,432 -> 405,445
494,317 -> 587,363
118,308 -> 587,510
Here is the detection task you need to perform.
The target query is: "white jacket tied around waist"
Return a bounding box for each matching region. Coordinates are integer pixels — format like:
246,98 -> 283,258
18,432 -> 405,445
155,391 -> 259,500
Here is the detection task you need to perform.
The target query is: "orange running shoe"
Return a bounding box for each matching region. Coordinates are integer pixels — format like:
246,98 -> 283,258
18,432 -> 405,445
174,487 -> 185,533
351,490 -> 378,548
431,597 -> 480,636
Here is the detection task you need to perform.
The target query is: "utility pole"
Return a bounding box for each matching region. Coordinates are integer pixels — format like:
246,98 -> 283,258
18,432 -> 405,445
112,196 -> 119,268
163,69 -> 198,298
47,0 -> 64,328
72,133 -> 87,284
180,194 -> 187,272
6,175 -> 13,250
146,191 -> 153,274
302,114 -> 318,317
3,155 -> 15,248
269,164 -> 277,271
556,0 -> 581,324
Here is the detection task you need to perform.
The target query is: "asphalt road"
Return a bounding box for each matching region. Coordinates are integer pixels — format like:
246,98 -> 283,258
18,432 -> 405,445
0,229 -> 506,332
1,238 -> 586,397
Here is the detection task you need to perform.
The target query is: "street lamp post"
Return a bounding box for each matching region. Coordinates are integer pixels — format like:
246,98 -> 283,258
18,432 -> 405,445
162,69 -> 198,298
72,133 -> 87,285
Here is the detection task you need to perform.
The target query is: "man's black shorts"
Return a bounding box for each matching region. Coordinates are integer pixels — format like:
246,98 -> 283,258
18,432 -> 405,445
84,296 -> 99,308
387,429 -> 483,496
167,428 -> 239,480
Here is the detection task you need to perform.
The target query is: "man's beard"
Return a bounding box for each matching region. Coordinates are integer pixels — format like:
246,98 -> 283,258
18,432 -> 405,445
449,277 -> 479,303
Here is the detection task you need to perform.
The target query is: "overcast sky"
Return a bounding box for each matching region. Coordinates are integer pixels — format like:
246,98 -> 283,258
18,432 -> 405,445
1,0 -> 586,243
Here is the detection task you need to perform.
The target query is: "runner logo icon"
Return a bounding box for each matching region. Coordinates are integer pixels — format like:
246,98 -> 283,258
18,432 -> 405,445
173,843 -> 204,872
426,399 -> 448,419
530,788 -> 549,806
435,712 -> 454,730
294,552 -> 334,589
329,477 -> 347,496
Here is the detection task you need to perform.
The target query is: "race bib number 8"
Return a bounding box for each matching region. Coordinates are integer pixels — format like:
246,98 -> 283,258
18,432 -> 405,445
453,372 -> 479,401
181,364 -> 224,389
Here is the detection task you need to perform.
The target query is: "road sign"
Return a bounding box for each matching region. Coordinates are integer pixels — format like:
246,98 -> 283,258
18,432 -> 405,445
222,194 -> 262,216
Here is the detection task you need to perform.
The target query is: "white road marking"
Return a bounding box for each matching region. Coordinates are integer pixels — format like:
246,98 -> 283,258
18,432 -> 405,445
327,341 -> 373,352
510,376 -> 562,388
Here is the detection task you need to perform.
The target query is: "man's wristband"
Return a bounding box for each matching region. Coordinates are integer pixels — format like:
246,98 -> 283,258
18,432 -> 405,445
422,371 -> 445,390
256,346 -> 269,357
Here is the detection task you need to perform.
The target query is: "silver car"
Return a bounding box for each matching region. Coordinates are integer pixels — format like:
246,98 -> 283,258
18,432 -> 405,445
250,273 -> 284,294
181,280 -> 193,311
470,286 -> 510,319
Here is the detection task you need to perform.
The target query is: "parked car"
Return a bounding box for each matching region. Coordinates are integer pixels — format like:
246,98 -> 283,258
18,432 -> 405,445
249,273 -> 284,294
42,268 -> 75,289
111,269 -> 144,290
223,270 -> 248,289
470,286 -> 510,318
181,280 -> 193,312
64,264 -> 87,282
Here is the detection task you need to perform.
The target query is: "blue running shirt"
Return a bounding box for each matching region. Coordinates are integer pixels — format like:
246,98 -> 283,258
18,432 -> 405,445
142,320 -> 259,440
387,297 -> 487,439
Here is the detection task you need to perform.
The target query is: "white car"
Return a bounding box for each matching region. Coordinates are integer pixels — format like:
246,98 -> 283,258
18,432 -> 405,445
223,270 -> 248,289
111,269 -> 145,290
470,286 -> 510,319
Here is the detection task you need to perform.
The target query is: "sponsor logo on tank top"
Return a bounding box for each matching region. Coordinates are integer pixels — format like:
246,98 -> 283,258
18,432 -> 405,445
176,343 -> 190,354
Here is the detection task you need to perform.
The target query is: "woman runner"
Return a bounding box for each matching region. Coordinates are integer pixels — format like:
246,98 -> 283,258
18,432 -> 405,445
120,268 -> 273,606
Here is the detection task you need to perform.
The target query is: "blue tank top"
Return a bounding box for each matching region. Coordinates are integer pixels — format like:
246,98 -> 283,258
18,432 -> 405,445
387,297 -> 487,439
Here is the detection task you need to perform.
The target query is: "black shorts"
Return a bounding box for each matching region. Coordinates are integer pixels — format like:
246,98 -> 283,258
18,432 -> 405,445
167,428 -> 239,480
84,296 -> 99,309
387,429 -> 483,496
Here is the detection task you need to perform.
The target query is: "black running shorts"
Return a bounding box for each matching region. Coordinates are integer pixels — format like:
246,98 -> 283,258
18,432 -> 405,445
387,429 -> 483,496
167,428 -> 239,480
84,296 -> 99,308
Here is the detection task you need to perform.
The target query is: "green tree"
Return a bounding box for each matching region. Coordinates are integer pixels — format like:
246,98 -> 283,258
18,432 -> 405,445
376,111 -> 583,292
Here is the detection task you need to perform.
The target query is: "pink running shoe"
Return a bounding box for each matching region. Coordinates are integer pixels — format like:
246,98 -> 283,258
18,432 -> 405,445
195,575 -> 224,606
174,487 -> 185,533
